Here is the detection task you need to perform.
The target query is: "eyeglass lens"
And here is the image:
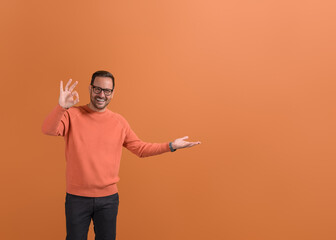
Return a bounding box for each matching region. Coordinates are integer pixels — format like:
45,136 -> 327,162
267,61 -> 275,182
93,87 -> 112,95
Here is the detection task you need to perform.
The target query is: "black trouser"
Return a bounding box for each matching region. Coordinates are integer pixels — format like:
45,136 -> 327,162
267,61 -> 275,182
65,192 -> 119,240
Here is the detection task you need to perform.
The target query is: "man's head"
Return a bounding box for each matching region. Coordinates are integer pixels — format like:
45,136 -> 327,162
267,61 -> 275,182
88,70 -> 115,112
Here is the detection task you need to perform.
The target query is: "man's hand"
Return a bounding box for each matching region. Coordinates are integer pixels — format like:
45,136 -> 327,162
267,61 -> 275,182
171,136 -> 201,150
59,79 -> 79,109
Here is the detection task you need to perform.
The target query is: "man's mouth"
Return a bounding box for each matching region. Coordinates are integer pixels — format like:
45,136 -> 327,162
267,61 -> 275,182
96,97 -> 106,103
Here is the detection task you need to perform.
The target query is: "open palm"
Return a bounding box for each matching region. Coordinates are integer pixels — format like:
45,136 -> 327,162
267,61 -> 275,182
172,136 -> 201,150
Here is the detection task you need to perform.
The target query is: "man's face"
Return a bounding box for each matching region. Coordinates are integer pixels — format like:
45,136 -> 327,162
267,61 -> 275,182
89,76 -> 114,111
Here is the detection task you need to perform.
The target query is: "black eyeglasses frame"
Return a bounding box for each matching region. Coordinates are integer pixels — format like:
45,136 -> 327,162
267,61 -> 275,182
91,84 -> 114,96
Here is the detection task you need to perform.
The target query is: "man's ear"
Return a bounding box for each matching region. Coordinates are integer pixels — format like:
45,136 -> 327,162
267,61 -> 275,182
88,85 -> 91,93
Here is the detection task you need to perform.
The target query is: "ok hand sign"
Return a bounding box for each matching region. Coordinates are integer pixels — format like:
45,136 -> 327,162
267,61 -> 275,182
59,79 -> 79,109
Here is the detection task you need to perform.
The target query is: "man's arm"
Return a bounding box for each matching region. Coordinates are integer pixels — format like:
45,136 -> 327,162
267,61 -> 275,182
42,105 -> 69,136
123,126 -> 170,158
122,121 -> 201,157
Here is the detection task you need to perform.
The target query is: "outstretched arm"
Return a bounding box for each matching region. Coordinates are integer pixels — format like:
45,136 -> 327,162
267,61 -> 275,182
122,117 -> 201,157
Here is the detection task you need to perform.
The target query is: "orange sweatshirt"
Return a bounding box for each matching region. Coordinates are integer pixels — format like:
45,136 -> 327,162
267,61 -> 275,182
42,104 -> 171,197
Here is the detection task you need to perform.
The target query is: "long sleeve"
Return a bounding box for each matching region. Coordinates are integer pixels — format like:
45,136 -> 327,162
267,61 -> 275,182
42,104 -> 69,136
122,123 -> 170,158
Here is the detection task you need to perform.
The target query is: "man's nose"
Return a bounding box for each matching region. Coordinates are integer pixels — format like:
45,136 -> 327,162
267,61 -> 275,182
98,91 -> 106,97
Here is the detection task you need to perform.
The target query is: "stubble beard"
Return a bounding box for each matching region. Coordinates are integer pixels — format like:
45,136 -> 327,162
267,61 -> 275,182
90,95 -> 110,110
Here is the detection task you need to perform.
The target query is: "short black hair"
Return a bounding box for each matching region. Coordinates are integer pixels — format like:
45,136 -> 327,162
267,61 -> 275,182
91,70 -> 115,91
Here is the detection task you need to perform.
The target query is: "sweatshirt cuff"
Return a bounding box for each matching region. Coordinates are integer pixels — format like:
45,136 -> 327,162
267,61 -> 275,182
56,104 -> 68,111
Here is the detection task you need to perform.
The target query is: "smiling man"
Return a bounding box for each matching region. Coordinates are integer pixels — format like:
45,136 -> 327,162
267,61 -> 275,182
42,70 -> 201,240
89,72 -> 114,111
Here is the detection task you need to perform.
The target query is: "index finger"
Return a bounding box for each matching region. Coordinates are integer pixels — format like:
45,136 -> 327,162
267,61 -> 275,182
65,79 -> 72,91
69,81 -> 78,92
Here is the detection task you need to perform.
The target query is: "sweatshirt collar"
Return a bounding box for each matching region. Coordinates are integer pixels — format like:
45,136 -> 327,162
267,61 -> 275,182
83,104 -> 109,115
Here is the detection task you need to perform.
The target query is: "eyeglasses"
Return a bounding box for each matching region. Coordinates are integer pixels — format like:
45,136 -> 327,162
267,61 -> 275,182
91,85 -> 114,96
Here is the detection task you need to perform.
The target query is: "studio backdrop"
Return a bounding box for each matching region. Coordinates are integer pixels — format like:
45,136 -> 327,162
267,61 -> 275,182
1,0 -> 335,239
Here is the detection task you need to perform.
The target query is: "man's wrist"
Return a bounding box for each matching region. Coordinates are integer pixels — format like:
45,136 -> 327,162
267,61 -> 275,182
169,142 -> 176,152
57,103 -> 69,110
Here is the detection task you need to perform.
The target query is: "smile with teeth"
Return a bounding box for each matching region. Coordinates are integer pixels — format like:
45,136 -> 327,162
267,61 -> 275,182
96,98 -> 106,103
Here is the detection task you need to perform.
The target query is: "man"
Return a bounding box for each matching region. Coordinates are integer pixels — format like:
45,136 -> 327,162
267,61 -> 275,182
42,70 -> 201,240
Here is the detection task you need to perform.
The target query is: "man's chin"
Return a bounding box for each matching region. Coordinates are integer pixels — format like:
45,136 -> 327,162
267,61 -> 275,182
95,104 -> 107,109
91,101 -> 108,110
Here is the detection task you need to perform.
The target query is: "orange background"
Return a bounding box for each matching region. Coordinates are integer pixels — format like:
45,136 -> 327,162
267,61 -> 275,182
1,0 -> 336,239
